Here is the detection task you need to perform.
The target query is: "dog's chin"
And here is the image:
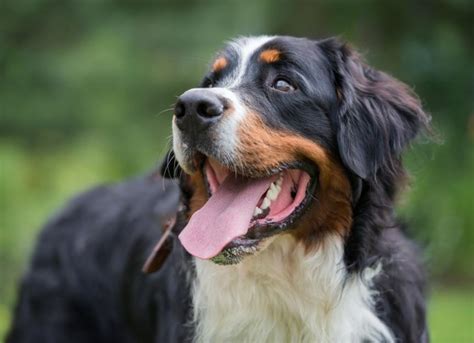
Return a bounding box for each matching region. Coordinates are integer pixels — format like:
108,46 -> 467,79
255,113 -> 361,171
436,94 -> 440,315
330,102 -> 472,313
183,154 -> 318,265
209,236 -> 276,265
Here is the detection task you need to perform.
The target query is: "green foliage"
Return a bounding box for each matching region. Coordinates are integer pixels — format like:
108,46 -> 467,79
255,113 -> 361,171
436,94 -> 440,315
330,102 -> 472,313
429,288 -> 474,342
1,0 -> 473,339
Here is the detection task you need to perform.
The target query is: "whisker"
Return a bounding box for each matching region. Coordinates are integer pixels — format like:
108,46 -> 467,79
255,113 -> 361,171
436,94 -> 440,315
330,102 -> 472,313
157,106 -> 175,116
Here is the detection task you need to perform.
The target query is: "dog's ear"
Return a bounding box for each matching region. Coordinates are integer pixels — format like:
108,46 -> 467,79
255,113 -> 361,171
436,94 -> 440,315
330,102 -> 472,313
320,38 -> 430,179
159,149 -> 182,178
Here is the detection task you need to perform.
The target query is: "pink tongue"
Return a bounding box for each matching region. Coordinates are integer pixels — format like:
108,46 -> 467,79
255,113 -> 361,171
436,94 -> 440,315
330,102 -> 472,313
178,174 -> 275,259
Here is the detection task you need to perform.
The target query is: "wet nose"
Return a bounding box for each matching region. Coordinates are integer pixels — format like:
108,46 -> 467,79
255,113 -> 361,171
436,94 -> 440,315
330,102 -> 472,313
174,89 -> 225,132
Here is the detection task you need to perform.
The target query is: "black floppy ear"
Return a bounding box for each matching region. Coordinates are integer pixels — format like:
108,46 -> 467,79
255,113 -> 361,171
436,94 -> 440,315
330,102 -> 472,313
159,150 -> 182,178
320,38 -> 430,179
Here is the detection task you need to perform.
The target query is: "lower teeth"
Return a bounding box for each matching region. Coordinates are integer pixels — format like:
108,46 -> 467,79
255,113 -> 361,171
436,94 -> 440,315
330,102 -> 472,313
252,207 -> 269,220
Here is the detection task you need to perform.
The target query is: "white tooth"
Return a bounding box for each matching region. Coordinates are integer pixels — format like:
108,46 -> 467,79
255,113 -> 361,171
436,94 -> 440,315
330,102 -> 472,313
267,191 -> 276,201
274,183 -> 281,193
276,174 -> 283,186
253,207 -> 263,217
267,187 -> 278,201
261,197 -> 271,210
266,186 -> 276,200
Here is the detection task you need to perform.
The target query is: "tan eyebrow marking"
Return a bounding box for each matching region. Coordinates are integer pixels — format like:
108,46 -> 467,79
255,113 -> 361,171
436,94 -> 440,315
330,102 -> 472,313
259,49 -> 281,63
211,57 -> 228,72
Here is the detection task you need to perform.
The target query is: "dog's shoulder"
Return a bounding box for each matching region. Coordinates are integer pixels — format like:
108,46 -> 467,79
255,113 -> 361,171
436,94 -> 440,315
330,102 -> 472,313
30,173 -> 181,279
7,173 -> 192,343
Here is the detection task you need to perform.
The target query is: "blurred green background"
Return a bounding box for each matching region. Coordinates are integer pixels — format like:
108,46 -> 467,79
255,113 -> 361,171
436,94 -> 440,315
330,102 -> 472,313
1,0 -> 473,341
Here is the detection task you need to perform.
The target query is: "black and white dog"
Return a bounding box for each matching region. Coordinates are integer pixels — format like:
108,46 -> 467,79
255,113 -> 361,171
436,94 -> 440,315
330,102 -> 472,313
8,36 -> 430,343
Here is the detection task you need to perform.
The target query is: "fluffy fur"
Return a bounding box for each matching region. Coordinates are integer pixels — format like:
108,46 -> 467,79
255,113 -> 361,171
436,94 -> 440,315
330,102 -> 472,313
193,235 -> 393,343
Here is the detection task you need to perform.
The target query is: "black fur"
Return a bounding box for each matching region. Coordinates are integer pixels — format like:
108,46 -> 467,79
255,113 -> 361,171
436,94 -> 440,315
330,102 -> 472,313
322,39 -> 429,342
7,175 -> 193,343
8,36 -> 429,342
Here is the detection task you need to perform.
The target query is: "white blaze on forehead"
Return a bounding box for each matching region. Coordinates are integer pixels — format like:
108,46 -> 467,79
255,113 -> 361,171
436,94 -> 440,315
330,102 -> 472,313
172,36 -> 275,169
208,36 -> 275,160
223,35 -> 275,88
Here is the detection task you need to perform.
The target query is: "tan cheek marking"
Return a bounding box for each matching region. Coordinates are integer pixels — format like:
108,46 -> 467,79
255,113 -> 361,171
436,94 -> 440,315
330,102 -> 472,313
259,49 -> 281,63
236,114 -> 331,173
237,114 -> 353,250
212,57 -> 228,73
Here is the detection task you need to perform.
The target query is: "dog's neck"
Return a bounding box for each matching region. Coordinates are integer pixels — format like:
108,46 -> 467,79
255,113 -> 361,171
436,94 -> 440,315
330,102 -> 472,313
191,234 -> 394,343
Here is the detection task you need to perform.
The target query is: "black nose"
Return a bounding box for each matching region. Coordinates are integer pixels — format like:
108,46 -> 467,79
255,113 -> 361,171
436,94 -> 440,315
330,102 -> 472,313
174,89 -> 225,133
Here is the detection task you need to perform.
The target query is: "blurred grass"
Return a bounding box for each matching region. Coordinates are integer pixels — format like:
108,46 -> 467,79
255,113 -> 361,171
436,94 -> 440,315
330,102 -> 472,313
429,288 -> 474,342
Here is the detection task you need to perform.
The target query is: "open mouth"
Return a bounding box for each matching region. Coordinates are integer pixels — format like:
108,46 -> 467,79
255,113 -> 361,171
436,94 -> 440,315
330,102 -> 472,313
178,157 -> 318,264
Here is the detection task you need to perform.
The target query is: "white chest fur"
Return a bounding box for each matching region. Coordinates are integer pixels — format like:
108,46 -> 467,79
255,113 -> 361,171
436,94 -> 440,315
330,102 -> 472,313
192,235 -> 394,343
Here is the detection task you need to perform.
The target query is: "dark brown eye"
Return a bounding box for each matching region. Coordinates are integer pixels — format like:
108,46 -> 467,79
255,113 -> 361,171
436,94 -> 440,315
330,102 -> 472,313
271,78 -> 295,92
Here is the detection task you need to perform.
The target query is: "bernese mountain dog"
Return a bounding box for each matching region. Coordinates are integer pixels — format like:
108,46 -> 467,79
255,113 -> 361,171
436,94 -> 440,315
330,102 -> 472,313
7,36 -> 430,343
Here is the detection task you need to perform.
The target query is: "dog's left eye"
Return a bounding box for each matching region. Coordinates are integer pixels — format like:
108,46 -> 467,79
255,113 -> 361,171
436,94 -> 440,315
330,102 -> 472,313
271,78 -> 295,92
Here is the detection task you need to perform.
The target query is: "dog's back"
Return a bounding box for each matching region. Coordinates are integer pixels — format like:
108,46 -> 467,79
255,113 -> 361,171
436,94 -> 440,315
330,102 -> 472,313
7,174 -> 192,343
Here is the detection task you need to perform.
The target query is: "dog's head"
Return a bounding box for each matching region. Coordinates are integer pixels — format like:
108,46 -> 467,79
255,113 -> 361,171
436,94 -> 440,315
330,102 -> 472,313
160,36 -> 429,265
